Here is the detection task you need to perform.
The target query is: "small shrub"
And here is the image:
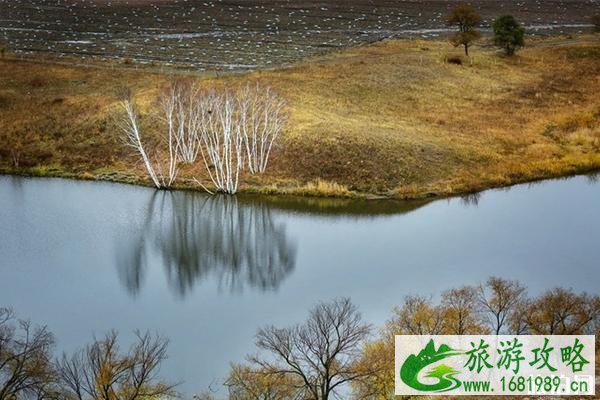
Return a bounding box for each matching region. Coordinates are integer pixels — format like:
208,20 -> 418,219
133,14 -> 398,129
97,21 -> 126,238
122,57 -> 134,65
446,55 -> 463,65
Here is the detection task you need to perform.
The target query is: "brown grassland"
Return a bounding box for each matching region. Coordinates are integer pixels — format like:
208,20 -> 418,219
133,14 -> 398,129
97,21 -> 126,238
1,34 -> 599,199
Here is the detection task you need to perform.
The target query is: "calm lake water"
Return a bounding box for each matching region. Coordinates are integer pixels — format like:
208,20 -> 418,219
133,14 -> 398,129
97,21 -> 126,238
1,175 -> 599,397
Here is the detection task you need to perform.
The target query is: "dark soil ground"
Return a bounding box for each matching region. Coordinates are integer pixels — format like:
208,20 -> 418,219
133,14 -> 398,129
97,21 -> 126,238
0,0 -> 597,70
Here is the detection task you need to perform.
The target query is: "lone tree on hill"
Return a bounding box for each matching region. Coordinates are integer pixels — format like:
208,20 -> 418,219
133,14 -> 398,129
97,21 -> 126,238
493,15 -> 525,55
447,3 -> 482,56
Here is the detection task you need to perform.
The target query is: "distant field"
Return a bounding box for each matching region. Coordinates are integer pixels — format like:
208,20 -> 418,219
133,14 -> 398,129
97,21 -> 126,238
1,35 -> 599,198
0,0 -> 596,70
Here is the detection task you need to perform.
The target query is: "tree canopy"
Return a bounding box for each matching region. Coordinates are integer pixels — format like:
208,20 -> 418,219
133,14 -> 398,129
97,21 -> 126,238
446,3 -> 482,56
493,15 -> 525,55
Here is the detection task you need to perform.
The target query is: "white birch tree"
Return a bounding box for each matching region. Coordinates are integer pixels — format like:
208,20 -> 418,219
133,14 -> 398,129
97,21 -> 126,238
196,90 -> 245,194
238,84 -> 287,174
118,91 -> 180,189
161,80 -> 203,164
118,82 -> 287,194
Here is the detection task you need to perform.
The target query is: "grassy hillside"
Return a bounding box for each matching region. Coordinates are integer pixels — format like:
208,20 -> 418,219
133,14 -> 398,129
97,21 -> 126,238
1,35 -> 599,198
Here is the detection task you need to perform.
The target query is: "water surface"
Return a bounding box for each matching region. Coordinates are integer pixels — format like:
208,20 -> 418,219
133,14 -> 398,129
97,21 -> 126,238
0,175 -> 599,396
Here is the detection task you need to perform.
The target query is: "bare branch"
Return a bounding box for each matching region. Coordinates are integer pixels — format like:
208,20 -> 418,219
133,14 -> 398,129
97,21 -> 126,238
55,331 -> 176,400
0,313 -> 55,400
250,298 -> 371,400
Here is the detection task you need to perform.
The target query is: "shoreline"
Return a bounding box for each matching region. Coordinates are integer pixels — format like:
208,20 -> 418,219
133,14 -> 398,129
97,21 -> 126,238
2,163 -> 599,202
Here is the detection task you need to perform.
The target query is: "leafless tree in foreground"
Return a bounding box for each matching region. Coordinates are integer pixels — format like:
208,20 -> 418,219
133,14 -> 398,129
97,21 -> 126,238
508,298 -> 533,335
524,288 -> 600,334
441,285 -> 488,334
55,330 -> 175,400
477,276 -> 526,335
238,84 -> 287,174
0,308 -> 56,400
351,295 -> 445,400
387,295 -> 446,335
250,298 -> 372,400
225,363 -> 303,400
118,91 -> 180,189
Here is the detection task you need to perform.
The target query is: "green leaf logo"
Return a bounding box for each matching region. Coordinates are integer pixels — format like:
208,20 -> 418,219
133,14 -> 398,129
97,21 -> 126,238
400,339 -> 464,392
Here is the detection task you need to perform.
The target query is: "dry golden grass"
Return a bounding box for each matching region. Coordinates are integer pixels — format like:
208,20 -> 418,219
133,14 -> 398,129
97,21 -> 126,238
0,35 -> 599,198
253,179 -> 354,198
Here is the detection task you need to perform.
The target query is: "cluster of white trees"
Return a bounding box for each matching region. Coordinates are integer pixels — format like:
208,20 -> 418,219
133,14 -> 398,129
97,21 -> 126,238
118,80 -> 287,194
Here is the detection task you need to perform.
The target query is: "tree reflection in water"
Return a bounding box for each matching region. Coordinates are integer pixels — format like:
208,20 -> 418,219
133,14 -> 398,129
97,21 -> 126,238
116,191 -> 297,297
